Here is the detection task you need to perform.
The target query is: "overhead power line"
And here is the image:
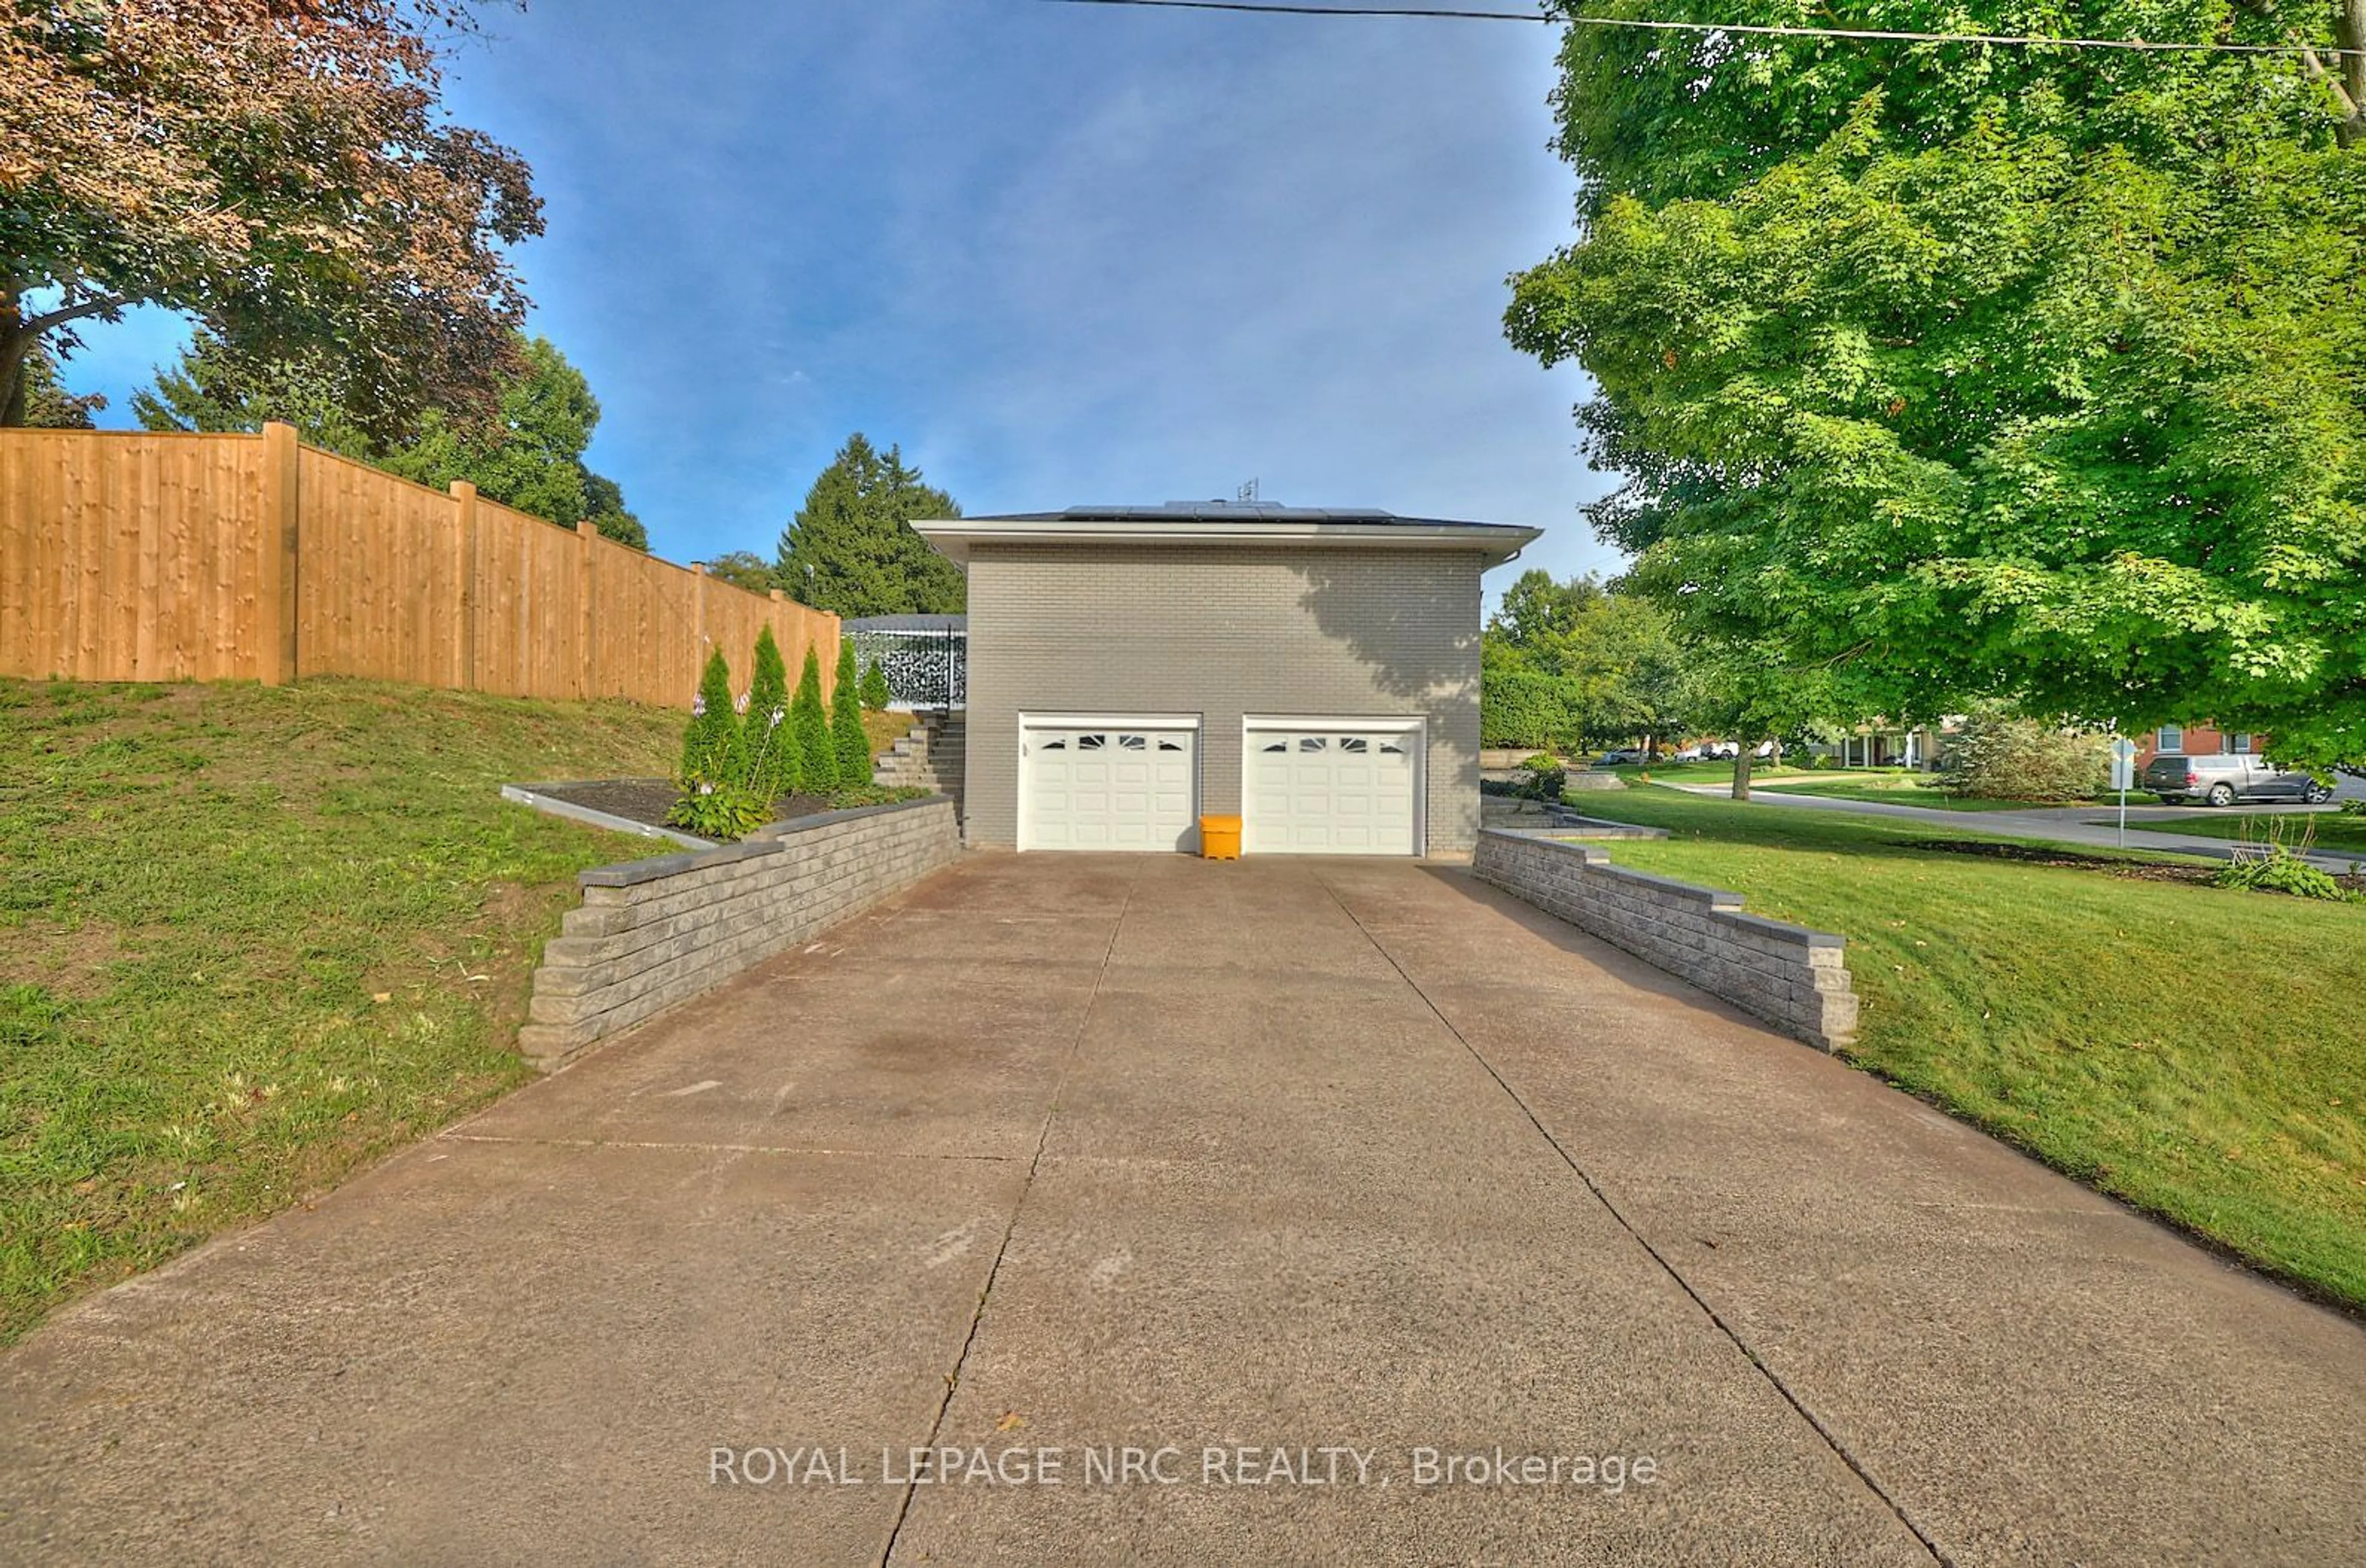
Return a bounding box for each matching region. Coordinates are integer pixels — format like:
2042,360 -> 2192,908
1036,0 -> 2366,61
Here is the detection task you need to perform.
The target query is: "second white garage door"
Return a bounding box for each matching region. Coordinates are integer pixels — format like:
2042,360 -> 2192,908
1020,718 -> 1200,851
1243,719 -> 1423,855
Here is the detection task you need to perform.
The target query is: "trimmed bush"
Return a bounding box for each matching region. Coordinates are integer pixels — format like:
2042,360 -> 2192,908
791,646 -> 835,792
665,783 -> 771,841
1482,663 -> 1582,751
860,657 -> 891,710
677,649 -> 744,790
739,627 -> 795,802
669,648 -> 765,839
832,641 -> 871,786
1518,752 -> 1567,802
1939,709 -> 2108,802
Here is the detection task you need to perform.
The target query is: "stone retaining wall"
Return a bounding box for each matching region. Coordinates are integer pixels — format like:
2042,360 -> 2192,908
1472,827 -> 1858,1051
516,797 -> 962,1070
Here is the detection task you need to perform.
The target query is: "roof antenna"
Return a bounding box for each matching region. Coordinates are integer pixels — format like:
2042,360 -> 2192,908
1237,478 -> 1259,503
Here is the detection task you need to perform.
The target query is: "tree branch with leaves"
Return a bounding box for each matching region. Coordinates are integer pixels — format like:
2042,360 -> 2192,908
1,0 -> 540,431
1513,0 -> 2366,769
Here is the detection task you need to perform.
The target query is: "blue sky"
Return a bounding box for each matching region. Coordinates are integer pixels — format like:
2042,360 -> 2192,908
60,0 -> 1620,595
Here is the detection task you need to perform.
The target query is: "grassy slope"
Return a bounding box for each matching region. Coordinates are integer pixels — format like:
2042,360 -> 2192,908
0,678 -> 688,1344
864,708 -> 917,755
1564,786 -> 2366,1310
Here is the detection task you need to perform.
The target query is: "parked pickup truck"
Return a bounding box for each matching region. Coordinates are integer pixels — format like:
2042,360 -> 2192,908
2142,753 -> 2337,807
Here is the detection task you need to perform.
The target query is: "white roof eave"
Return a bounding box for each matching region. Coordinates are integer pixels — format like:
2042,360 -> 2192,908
909,518 -> 1542,568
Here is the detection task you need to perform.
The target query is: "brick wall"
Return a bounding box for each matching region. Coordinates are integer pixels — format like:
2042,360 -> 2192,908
2135,723 -> 2264,766
515,797 -> 962,1070
964,543 -> 1484,851
1473,828 -> 1859,1051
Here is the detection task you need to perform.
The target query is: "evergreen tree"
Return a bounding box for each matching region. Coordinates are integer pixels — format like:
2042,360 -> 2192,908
791,646 -> 836,793
776,434 -> 966,615
740,627 -> 795,801
832,641 -> 871,787
859,657 -> 891,712
17,347 -> 104,428
131,329 -> 376,457
678,649 -> 744,790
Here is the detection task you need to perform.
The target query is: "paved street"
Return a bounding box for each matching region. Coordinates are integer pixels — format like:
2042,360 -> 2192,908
3,855 -> 2361,1564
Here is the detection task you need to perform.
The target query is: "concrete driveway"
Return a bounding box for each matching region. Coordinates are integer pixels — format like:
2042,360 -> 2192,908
3,855 -> 2361,1565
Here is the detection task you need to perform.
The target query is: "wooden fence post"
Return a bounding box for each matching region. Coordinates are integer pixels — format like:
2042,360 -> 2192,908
258,422 -> 301,684
451,481 -> 478,691
576,521 -> 596,701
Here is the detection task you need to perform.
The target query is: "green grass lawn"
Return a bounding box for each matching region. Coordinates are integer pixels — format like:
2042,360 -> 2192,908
0,677 -> 692,1344
2108,811 -> 2366,858
864,707 -> 919,755
1562,785 -> 2366,1311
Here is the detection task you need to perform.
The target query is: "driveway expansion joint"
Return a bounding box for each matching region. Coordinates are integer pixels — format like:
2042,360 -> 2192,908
1311,867 -> 1953,1568
874,867 -> 1139,1568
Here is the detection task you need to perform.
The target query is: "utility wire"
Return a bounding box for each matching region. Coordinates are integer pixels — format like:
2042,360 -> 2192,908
1036,0 -> 2366,60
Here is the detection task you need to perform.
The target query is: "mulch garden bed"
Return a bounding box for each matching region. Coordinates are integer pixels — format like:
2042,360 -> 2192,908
535,779 -> 847,835
1903,839 -> 2220,887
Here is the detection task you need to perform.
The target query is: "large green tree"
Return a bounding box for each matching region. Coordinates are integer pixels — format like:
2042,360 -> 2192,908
376,336 -> 644,548
1674,643 -> 1844,799
702,551 -> 779,595
2,1 -> 538,433
136,330 -> 647,549
1508,0 -> 2366,768
1481,569 -> 1692,752
777,434 -> 966,616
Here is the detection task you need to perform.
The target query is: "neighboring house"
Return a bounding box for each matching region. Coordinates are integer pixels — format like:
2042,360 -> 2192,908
1824,719 -> 2270,773
2135,723 -> 2266,767
910,502 -> 1540,856
1821,719 -> 1964,771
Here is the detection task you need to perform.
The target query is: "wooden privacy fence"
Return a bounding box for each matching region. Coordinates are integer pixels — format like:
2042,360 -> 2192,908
0,424 -> 837,707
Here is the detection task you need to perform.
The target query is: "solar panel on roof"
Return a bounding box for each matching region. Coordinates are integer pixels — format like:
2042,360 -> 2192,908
946,503 -> 1534,533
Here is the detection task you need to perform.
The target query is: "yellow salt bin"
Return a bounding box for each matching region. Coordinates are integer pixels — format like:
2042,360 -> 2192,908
1198,814 -> 1243,861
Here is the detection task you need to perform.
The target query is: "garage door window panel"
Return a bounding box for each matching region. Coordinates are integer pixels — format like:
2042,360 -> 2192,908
1022,718 -> 1201,853
1243,720 -> 1422,857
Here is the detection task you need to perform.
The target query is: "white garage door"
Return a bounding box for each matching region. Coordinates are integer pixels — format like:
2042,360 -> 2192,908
1243,720 -> 1422,855
1020,720 -> 1199,852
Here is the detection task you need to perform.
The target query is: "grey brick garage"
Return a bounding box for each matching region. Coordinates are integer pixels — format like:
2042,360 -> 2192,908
913,503 -> 1539,856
